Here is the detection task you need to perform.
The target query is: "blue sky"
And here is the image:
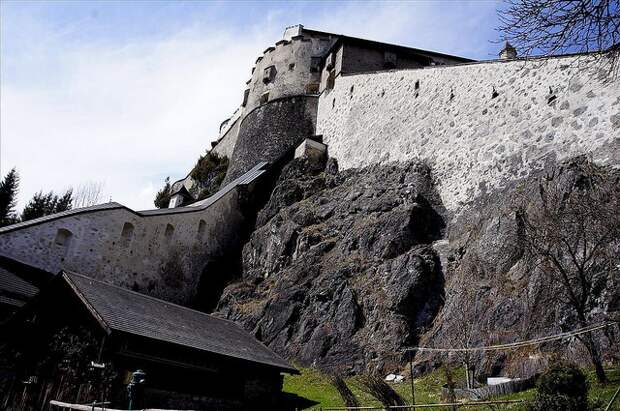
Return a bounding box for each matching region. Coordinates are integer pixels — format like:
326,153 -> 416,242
1,0 -> 501,210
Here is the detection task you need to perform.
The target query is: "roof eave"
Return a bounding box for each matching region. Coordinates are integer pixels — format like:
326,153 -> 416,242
61,271 -> 112,335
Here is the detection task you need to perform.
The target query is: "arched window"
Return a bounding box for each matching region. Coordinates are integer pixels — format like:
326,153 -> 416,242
55,228 -> 72,246
120,222 -> 134,247
197,220 -> 206,240
54,228 -> 73,258
164,224 -> 175,243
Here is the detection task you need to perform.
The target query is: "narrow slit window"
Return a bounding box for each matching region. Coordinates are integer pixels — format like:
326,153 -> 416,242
164,224 -> 175,243
197,220 -> 207,240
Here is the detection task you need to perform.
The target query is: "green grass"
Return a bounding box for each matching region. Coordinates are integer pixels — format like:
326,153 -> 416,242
283,366 -> 620,410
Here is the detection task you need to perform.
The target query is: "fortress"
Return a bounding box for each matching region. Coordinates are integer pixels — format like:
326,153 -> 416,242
0,24 -> 618,316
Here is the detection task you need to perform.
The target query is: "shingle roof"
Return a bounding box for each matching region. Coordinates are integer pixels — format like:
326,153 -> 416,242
63,272 -> 296,373
0,267 -> 39,301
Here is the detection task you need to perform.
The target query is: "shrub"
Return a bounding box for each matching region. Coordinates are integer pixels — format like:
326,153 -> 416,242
528,361 -> 589,411
190,152 -> 229,199
154,177 -> 171,209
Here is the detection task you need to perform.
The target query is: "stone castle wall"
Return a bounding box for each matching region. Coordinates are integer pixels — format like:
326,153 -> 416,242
317,55 -> 620,212
223,95 -> 318,184
242,33 -> 336,113
0,179 -> 260,305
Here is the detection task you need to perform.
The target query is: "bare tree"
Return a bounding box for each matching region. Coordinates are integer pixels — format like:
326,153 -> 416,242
514,159 -> 620,383
73,181 -> 105,208
422,273 -> 485,391
497,0 -> 620,73
443,285 -> 484,390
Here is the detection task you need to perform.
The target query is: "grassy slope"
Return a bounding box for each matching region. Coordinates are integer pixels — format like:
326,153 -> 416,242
283,367 -> 620,410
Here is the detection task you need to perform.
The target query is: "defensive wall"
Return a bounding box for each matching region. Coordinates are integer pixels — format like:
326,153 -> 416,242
241,28 -> 336,114
316,54 -> 620,212
223,95 -> 318,184
0,163 -> 269,305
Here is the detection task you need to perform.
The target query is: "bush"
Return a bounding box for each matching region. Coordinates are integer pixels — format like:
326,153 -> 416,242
528,361 -> 590,411
190,152 -> 229,199
154,177 -> 171,209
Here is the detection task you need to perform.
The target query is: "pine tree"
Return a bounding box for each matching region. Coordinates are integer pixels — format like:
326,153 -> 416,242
0,168 -> 19,227
154,177 -> 172,209
55,189 -> 73,213
21,189 -> 73,222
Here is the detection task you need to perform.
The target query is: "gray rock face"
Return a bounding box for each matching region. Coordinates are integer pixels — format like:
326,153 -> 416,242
418,156 -> 620,377
217,156 -> 620,376
217,158 -> 446,374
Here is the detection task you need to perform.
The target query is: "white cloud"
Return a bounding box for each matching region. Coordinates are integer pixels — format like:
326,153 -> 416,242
1,22 -> 279,210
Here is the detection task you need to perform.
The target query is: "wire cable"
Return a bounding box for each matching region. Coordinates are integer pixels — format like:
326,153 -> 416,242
403,322 -> 617,353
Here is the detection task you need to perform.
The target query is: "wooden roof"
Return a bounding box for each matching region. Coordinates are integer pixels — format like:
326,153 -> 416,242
62,271 -> 297,374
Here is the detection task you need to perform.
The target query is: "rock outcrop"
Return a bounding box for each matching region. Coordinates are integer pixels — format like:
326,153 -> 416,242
217,157 -> 447,373
216,155 -> 620,376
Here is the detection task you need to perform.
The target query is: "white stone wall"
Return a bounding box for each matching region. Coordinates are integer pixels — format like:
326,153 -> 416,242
317,55 -> 620,212
244,33 -> 335,113
0,190 -> 245,304
211,115 -> 240,159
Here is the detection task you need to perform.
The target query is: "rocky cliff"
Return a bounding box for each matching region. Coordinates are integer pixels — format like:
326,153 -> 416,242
217,157 -> 447,373
216,155 -> 619,377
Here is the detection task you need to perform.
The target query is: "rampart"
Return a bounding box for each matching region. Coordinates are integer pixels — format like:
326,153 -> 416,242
0,163 -> 269,305
242,32 -> 336,113
224,95 -> 318,183
317,55 -> 620,212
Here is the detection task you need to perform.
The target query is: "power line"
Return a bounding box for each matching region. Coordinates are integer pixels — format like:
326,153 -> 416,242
403,322 -> 617,353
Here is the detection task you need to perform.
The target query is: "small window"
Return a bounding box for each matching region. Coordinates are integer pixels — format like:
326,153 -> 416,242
197,220 -> 206,240
310,57 -> 321,73
242,89 -> 250,107
55,228 -> 72,247
288,63 -> 295,71
169,196 -> 178,208
263,65 -> 276,83
164,224 -> 174,243
260,92 -> 270,104
120,222 -> 134,247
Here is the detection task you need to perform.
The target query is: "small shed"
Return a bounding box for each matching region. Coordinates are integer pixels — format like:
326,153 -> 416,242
0,271 -> 296,410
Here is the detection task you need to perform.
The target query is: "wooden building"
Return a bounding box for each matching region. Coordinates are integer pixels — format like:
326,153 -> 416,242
0,271 -> 297,410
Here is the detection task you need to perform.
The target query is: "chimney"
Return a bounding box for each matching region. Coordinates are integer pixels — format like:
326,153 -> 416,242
499,41 -> 517,59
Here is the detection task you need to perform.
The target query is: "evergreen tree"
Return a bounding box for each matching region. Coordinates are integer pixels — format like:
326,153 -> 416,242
21,189 -> 73,222
154,177 -> 171,209
0,168 -> 19,227
55,189 -> 73,212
